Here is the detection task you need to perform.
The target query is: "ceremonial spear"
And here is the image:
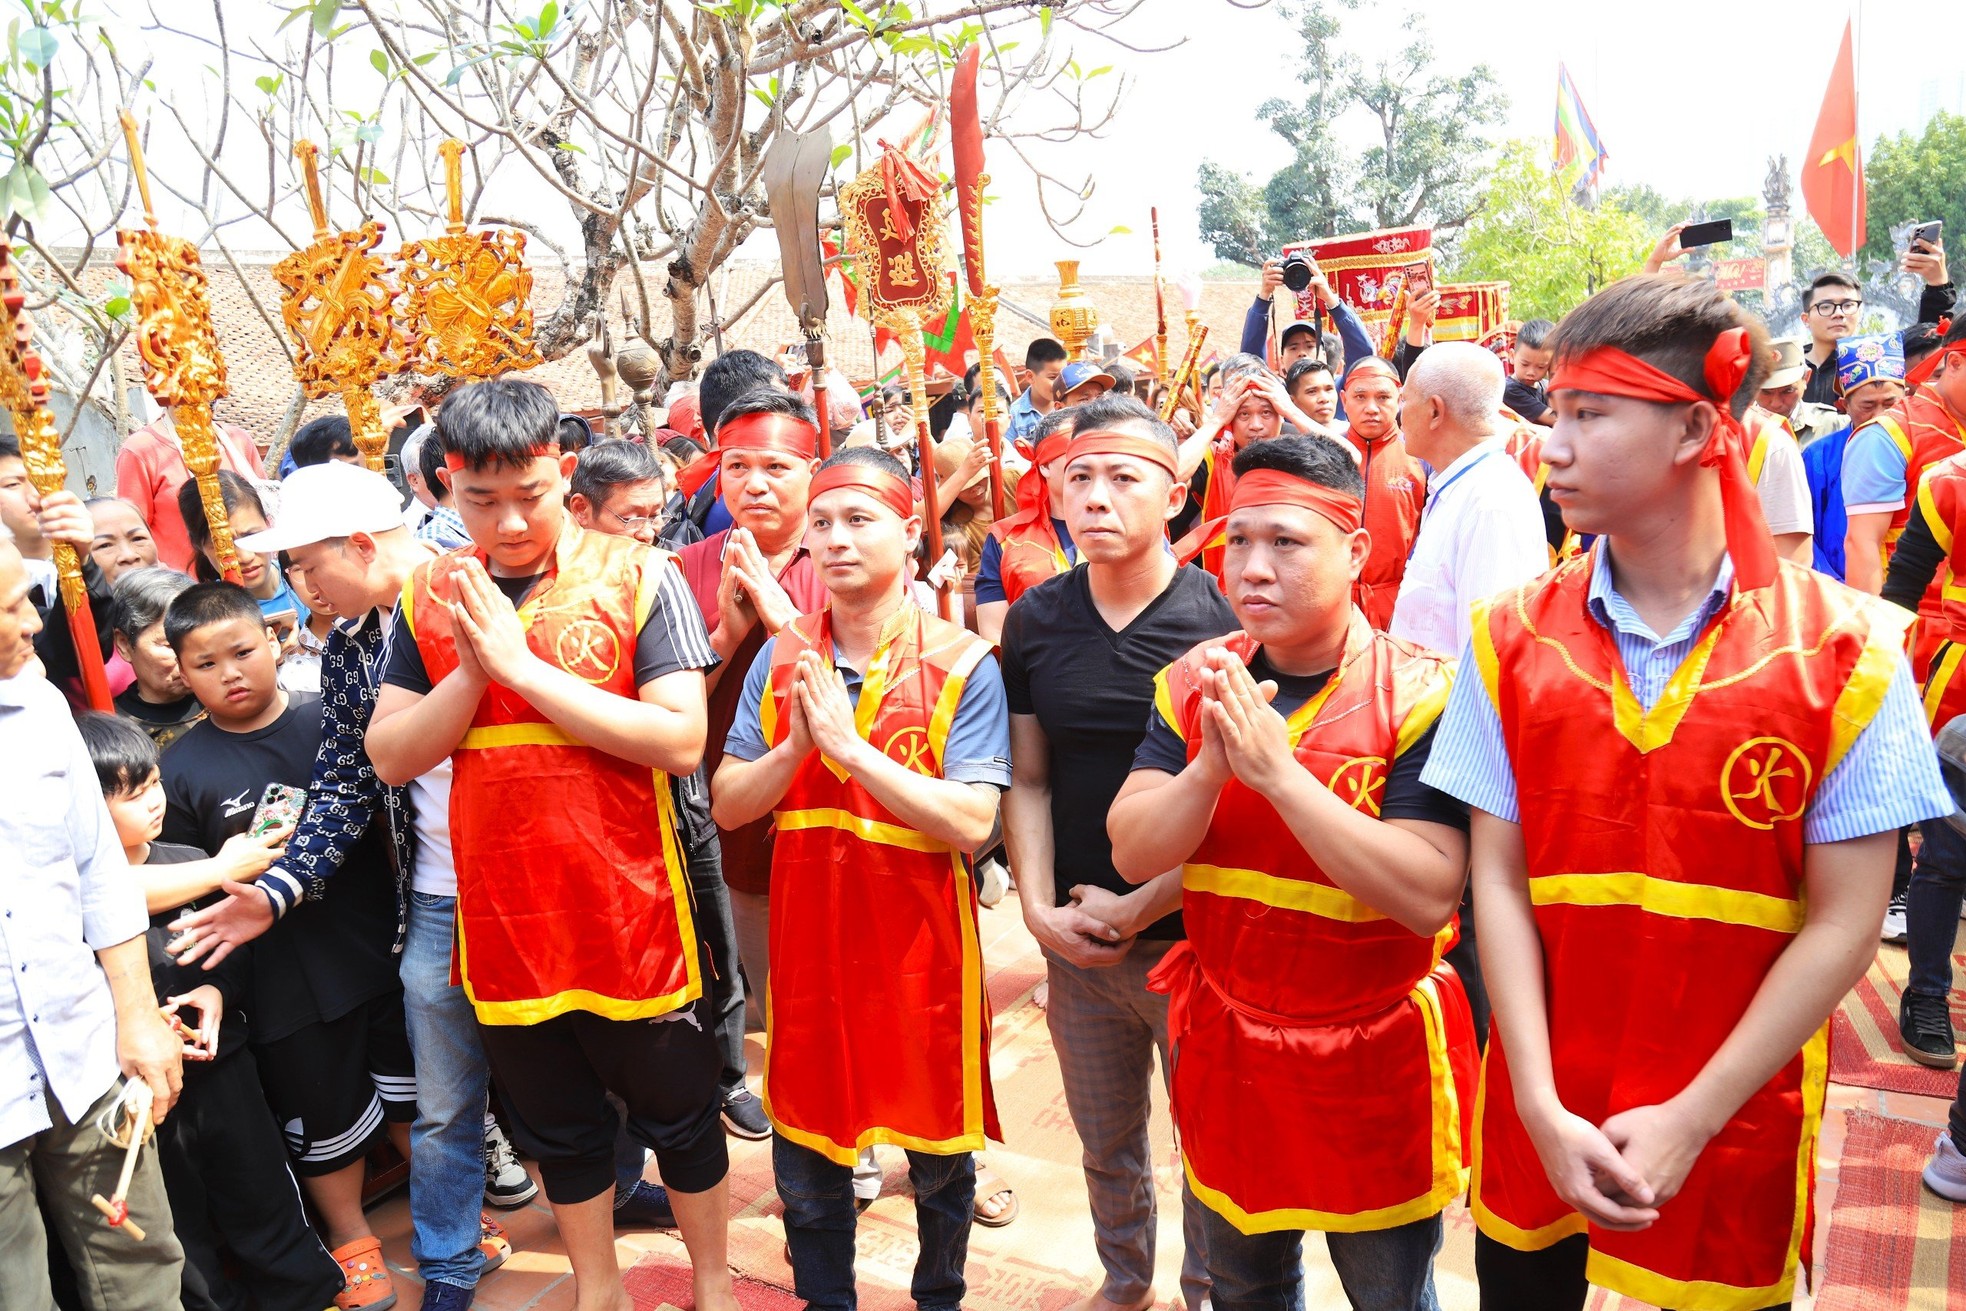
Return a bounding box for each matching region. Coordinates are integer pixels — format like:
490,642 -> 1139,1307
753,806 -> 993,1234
762,125 -> 835,457
838,144 -> 953,619
950,42 -> 1007,520
273,141 -> 403,473
1152,208 -> 1169,391
0,253 -> 112,709
115,111 -> 242,584
399,138 -> 542,387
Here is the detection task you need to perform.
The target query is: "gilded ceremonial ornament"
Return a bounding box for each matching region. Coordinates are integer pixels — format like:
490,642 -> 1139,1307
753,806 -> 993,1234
398,138 -> 541,383
114,110 -> 242,585
273,140 -> 403,472
1049,260 -> 1097,361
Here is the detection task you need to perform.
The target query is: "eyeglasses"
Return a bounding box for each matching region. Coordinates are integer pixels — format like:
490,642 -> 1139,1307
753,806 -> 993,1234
603,505 -> 663,531
1811,299 -> 1863,315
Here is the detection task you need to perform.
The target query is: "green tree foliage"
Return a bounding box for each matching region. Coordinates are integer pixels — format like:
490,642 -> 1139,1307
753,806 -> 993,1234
1450,140 -> 1650,321
1194,0 -> 1506,265
1860,111 -> 1966,273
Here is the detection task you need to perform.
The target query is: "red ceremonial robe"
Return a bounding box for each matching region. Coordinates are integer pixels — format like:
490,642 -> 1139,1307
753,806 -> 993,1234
1869,387 -> 1966,674
403,526 -> 701,1023
1147,612 -> 1477,1233
1913,454 -> 1966,730
1342,426 -> 1425,630
757,601 -> 1003,1163
1470,549 -> 1908,1310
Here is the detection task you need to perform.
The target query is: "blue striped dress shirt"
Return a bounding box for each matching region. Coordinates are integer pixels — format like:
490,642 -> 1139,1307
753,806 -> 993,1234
1421,548 -> 1954,843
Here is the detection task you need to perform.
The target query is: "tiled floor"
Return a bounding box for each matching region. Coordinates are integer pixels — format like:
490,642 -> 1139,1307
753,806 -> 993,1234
355,909 -> 1965,1311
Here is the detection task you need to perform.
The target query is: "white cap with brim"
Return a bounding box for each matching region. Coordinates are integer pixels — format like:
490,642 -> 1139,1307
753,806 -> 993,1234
236,460 -> 407,554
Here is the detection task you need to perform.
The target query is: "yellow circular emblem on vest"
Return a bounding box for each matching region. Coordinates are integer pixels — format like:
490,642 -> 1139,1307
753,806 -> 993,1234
1327,756 -> 1388,817
1721,736 -> 1812,830
883,725 -> 935,775
555,618 -> 622,684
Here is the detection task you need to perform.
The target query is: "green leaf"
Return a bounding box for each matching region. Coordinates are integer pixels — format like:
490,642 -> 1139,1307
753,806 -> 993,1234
749,86 -> 772,109
1085,64 -> 1112,78
360,166 -> 390,185
554,139 -> 585,154
255,72 -> 284,96
411,51 -> 439,66
539,1 -> 559,39
1039,5 -> 1052,38
369,48 -> 388,75
356,120 -> 383,144
276,4 -> 314,34
1108,224 -> 1132,235
17,26 -> 57,68
829,142 -> 852,169
311,0 -> 340,40
104,295 -> 130,318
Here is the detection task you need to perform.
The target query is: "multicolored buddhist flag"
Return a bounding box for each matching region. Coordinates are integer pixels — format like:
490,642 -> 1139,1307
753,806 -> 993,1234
1802,20 -> 1866,259
1553,63 -> 1607,192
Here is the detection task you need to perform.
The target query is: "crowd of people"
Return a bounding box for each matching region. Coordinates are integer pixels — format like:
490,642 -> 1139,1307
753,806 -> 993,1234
3,224 -> 1965,1311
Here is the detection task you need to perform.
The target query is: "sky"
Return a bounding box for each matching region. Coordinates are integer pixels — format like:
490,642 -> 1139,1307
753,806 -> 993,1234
63,1 -> 1966,286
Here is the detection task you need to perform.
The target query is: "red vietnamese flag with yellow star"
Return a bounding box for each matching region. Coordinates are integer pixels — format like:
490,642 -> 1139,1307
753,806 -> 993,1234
1802,20 -> 1865,258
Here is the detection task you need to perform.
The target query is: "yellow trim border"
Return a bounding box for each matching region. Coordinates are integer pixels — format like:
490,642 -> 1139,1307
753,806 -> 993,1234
1526,872 -> 1804,935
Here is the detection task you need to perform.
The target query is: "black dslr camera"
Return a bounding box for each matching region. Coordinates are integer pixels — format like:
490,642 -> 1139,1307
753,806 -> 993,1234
1280,252 -> 1316,293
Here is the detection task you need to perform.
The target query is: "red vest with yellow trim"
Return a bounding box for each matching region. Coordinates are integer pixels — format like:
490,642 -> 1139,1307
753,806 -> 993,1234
757,602 -> 1003,1165
1912,453 -> 1966,730
1146,614 -> 1477,1234
1470,550 -> 1908,1310
1872,389 -> 1966,674
1744,405 -> 1797,486
1344,427 -> 1426,630
987,515 -> 1072,606
404,527 -> 701,1025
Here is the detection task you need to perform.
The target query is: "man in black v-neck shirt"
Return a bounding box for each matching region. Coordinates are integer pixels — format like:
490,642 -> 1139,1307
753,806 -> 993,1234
1001,393 -> 1227,1311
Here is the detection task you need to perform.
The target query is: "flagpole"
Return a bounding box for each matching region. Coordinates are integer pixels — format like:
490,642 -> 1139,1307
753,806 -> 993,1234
1849,1 -> 1861,270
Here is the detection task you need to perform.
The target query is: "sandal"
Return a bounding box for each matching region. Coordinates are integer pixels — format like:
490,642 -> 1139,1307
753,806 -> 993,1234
330,1236 -> 397,1311
972,1167 -> 1019,1227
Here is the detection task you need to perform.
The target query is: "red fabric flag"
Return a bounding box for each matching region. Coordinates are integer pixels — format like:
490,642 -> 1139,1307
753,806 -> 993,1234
1802,21 -> 1866,259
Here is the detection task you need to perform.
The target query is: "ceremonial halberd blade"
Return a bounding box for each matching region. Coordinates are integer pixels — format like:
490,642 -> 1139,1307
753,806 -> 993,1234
762,124 -> 835,454
115,109 -> 243,584
272,140 -> 403,471
398,138 -> 541,383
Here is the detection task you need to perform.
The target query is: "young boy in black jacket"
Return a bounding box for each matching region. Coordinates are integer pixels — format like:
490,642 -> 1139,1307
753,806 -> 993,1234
77,710 -> 343,1311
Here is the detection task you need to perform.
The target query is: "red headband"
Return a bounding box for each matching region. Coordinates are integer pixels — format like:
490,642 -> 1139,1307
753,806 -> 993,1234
1907,332 -> 1966,389
718,410 -> 819,459
1060,429 -> 1180,478
1548,330 -> 1777,591
1227,468 -> 1363,533
808,464 -> 916,521
444,444 -> 558,473
1032,430 -> 1073,470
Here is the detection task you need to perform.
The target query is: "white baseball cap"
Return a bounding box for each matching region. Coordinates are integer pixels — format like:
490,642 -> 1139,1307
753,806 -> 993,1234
236,460 -> 406,554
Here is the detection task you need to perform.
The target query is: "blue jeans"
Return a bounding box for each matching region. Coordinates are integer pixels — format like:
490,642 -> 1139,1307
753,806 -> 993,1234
773,1135 -> 974,1311
1202,1207 -> 1442,1311
401,891 -> 493,1290
1910,817 -> 1966,1001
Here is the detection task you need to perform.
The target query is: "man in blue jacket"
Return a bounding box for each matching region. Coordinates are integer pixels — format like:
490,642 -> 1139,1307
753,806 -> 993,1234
1238,257 -> 1373,422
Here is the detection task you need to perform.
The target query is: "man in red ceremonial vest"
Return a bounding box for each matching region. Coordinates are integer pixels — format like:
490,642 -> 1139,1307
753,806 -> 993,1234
1841,317 -> 1966,600
367,380 -> 738,1311
674,388 -> 827,1138
712,446 -> 1011,1311
978,408 -> 1077,644
1423,276 -> 1952,1311
1338,358 -> 1426,629
1108,434 -> 1477,1311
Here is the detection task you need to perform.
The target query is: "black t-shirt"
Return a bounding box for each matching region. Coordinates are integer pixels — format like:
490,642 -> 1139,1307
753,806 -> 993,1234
1131,651 -> 1469,832
160,694 -> 399,1043
1503,377 -> 1549,423
382,570 -> 715,694
143,840 -> 253,1063
1001,564 -> 1237,939
115,686 -> 206,753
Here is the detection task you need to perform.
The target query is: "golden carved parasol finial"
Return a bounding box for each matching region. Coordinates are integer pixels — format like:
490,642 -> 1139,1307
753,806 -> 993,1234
397,137 -> 542,386
273,139 -> 403,471
115,111 -> 242,583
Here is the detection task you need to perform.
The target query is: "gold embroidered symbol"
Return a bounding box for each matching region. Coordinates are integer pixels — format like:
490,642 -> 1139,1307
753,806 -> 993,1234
1721,736 -> 1812,830
554,619 -> 621,684
1327,756 -> 1388,817
883,725 -> 935,774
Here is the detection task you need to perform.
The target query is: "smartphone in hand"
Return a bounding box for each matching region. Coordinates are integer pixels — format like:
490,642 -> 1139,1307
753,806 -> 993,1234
1678,218 -> 1734,250
249,782 -> 307,838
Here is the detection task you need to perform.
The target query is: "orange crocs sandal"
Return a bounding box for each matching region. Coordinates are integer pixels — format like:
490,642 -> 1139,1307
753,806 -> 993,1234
478,1212 -> 512,1273
331,1236 -> 397,1311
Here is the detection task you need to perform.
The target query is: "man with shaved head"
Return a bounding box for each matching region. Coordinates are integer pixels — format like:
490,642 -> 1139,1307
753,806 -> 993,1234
1390,342 -> 1551,657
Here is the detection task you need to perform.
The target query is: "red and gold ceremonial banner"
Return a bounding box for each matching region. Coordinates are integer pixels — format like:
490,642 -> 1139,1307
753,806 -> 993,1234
1434,282 -> 1511,349
1282,226 -> 1434,358
1713,258 -> 1768,294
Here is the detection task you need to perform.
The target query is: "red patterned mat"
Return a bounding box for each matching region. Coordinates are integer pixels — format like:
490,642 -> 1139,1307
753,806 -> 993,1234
1830,946 -> 1966,1097
1813,1110 -> 1966,1310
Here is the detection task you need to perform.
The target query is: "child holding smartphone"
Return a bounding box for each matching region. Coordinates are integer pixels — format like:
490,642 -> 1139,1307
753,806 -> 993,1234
77,710 -> 344,1311
157,581 -> 416,1309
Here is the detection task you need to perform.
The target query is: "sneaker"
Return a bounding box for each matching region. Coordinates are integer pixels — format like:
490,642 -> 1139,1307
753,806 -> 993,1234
483,1118 -> 538,1208
1924,1131 -> 1966,1201
612,1179 -> 676,1229
331,1237 -> 397,1311
722,1087 -> 771,1140
1899,990 -> 1959,1069
478,1214 -> 510,1274
1882,893 -> 1909,944
420,1282 -> 475,1311
977,857 -> 1009,909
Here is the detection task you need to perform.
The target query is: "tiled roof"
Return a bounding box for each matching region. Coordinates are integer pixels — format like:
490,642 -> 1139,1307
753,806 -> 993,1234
75,253 -> 1260,438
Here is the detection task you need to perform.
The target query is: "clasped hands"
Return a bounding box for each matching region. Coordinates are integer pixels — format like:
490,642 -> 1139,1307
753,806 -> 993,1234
716,528 -> 799,647
779,649 -> 867,771
1191,646 -> 1297,798
446,558 -> 539,689
1525,1094 -> 1720,1233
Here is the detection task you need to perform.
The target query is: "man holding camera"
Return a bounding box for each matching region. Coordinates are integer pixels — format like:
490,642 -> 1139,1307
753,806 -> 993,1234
1241,255 -> 1373,398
